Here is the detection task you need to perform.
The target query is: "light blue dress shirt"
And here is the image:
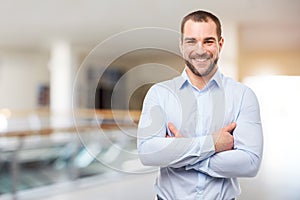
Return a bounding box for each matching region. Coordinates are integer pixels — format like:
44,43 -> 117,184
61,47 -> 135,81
137,69 -> 263,200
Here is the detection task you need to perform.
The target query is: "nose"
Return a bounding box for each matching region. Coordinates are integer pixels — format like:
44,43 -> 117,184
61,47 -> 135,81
194,42 -> 206,54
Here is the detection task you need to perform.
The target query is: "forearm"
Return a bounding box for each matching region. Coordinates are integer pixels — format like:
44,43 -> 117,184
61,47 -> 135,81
187,122 -> 263,178
138,87 -> 215,168
190,87 -> 264,178
186,148 -> 262,178
186,120 -> 263,177
138,136 -> 215,168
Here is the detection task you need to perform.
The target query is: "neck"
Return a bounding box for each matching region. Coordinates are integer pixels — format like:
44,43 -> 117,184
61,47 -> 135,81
185,66 -> 217,90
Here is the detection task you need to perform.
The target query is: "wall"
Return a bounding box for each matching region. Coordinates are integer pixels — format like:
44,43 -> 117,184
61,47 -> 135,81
239,50 -> 300,80
238,24 -> 300,80
0,49 -> 49,110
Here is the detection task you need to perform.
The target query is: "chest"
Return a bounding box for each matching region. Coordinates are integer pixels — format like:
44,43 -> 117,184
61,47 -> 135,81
162,90 -> 239,137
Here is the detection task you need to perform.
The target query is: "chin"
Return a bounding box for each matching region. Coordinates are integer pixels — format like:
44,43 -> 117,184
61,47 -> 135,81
194,65 -> 214,76
193,67 -> 207,74
185,59 -> 216,77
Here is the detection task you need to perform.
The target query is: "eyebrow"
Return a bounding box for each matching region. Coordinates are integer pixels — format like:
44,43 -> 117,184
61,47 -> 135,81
183,37 -> 217,41
203,37 -> 217,41
183,37 -> 196,41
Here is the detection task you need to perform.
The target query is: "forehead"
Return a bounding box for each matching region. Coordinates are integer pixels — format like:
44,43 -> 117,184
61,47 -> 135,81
183,19 -> 218,39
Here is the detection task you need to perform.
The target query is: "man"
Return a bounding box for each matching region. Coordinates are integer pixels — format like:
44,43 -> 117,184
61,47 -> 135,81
137,10 -> 263,200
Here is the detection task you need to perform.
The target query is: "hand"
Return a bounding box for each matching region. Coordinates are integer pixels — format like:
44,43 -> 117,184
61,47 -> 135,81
166,122 -> 184,138
212,122 -> 236,153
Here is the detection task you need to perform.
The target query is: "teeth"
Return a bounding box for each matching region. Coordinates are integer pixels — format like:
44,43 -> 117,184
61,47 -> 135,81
194,58 -> 208,62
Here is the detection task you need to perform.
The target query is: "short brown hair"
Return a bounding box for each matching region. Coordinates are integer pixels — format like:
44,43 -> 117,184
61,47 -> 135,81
181,10 -> 222,40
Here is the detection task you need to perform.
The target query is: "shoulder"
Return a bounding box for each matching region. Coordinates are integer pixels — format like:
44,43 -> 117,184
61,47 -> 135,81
222,74 -> 258,104
148,76 -> 182,94
143,76 -> 182,106
222,74 -> 250,93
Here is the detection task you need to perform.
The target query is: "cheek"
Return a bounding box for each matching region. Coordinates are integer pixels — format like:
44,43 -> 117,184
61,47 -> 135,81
182,47 -> 193,57
206,47 -> 218,57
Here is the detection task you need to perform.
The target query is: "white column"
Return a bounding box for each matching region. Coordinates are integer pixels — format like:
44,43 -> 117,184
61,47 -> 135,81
219,22 -> 239,80
49,41 -> 75,127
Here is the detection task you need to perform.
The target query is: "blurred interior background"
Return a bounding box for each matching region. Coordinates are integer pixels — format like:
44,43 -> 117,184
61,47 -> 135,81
0,0 -> 299,199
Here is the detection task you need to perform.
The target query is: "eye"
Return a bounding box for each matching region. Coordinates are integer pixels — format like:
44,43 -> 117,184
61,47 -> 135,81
185,40 -> 195,44
204,40 -> 214,45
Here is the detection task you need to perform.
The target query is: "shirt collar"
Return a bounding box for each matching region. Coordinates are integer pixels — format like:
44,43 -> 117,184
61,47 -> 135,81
178,67 -> 223,90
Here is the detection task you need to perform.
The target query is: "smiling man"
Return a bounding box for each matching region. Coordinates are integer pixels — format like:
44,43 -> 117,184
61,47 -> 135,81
138,10 -> 263,200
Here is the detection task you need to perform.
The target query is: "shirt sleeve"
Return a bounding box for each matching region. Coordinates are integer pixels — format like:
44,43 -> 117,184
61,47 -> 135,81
137,85 -> 215,168
186,88 -> 263,178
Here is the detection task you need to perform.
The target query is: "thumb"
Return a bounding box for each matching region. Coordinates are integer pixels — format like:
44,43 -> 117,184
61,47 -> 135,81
223,122 -> 236,132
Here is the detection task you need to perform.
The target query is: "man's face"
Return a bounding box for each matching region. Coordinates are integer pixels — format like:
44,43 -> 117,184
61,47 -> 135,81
180,19 -> 223,77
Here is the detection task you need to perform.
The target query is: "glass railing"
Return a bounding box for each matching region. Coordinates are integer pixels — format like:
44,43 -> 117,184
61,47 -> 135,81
0,109 -> 154,199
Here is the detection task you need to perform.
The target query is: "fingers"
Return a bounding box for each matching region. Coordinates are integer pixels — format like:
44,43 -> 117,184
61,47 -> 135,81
167,122 -> 184,138
168,122 -> 179,136
223,122 -> 236,132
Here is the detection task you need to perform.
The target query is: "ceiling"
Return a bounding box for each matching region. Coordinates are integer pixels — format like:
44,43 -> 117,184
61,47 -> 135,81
0,0 -> 299,52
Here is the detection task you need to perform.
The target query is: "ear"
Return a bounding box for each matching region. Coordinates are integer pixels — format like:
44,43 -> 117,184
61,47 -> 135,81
218,37 -> 224,52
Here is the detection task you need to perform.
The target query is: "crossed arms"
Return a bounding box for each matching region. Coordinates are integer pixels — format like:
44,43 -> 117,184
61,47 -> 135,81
137,86 -> 263,178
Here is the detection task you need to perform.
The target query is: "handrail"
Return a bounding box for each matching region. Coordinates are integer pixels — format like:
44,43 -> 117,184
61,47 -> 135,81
0,109 -> 141,137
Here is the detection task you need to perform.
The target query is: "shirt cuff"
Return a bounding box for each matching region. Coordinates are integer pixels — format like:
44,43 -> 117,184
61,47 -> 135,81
185,135 -> 214,171
199,135 -> 215,157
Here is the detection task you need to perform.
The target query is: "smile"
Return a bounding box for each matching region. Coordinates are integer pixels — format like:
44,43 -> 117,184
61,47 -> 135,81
193,58 -> 209,62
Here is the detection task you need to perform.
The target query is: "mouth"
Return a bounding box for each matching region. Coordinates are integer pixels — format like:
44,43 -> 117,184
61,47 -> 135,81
193,57 -> 210,62
190,53 -> 211,63
190,56 -> 211,64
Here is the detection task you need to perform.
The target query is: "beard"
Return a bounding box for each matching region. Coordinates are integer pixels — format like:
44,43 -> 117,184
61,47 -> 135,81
185,56 -> 218,77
